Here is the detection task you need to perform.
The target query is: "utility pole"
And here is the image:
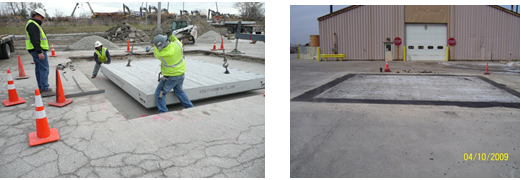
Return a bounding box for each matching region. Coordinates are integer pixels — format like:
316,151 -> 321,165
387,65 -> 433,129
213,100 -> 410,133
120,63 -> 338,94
145,2 -> 148,30
154,2 -> 162,35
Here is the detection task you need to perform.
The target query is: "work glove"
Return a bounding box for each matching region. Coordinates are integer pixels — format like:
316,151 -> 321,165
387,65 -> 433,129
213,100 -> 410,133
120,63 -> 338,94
166,29 -> 173,37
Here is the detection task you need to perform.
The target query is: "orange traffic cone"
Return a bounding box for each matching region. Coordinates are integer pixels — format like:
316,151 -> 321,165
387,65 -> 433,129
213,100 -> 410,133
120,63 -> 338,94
126,40 -> 130,52
3,69 -> 26,106
49,69 -> 73,107
29,89 -> 60,146
384,59 -> 391,72
50,43 -> 57,57
211,39 -> 218,51
16,55 -> 30,79
218,38 -> 225,50
484,63 -> 490,75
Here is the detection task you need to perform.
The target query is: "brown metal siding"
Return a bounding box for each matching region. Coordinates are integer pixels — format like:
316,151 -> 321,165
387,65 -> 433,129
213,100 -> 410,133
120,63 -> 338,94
319,5 -> 519,61
319,5 -> 405,60
451,5 -> 520,60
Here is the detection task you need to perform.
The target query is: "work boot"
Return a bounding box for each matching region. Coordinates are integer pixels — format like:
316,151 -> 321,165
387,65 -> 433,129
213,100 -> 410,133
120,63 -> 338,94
39,87 -> 52,92
92,75 -> 96,79
41,89 -> 56,97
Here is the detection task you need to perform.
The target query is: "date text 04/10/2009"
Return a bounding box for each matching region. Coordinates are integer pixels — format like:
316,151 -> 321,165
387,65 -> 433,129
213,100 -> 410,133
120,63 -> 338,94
463,153 -> 508,161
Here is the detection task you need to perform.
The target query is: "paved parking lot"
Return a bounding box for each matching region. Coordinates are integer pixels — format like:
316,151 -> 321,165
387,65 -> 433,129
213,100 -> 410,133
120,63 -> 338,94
290,54 -> 519,178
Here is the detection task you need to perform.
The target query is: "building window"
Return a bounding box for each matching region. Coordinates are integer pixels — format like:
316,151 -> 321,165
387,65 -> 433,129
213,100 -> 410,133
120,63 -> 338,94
418,46 -> 424,49
428,46 -> 434,49
437,46 -> 444,49
408,46 -> 414,49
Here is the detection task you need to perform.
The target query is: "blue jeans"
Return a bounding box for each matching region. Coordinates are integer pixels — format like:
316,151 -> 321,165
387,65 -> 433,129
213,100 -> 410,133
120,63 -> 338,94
30,51 -> 49,91
92,62 -> 109,76
155,74 -> 193,113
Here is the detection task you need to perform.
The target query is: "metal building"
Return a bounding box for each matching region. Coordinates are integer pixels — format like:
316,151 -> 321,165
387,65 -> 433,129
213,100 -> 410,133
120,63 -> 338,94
318,5 -> 520,61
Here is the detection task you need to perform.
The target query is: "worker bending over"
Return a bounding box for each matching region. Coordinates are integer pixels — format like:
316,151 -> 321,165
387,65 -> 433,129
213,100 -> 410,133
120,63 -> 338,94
92,41 -> 111,78
153,33 -> 194,113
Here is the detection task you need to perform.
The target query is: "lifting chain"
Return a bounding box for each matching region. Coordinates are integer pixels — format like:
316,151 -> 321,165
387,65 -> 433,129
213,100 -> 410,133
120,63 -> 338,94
223,55 -> 229,74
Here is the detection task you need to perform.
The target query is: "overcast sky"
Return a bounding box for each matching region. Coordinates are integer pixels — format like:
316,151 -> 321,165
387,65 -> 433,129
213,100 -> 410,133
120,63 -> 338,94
35,2 -> 240,18
290,5 -> 518,46
290,5 -> 350,46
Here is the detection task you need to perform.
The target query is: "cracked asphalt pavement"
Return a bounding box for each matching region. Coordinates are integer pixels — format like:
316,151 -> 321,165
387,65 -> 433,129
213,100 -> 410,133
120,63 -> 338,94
0,93 -> 264,178
0,43 -> 265,177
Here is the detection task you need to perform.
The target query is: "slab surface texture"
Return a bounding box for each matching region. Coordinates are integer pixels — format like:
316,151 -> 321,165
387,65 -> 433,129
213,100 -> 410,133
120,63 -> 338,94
316,75 -> 520,102
101,59 -> 265,108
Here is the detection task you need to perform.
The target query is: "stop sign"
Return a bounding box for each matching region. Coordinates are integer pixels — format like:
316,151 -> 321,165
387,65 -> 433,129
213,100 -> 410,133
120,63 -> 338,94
448,38 -> 456,46
394,37 -> 402,46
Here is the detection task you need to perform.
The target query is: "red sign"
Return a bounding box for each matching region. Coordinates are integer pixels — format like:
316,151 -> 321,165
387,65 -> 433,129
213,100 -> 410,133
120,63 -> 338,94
394,37 -> 402,46
448,38 -> 456,46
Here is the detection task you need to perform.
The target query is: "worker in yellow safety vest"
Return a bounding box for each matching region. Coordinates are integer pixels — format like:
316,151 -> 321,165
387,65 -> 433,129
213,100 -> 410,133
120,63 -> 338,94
153,34 -> 193,113
92,41 -> 111,78
26,8 -> 55,97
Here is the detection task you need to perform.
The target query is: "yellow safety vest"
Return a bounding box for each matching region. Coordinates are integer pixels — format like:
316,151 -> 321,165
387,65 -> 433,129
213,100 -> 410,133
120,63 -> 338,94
154,36 -> 185,77
25,19 -> 49,51
94,47 -> 108,63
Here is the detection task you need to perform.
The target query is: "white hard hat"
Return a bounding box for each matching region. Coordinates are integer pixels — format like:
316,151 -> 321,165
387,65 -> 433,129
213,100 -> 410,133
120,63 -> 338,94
32,8 -> 45,18
94,41 -> 102,48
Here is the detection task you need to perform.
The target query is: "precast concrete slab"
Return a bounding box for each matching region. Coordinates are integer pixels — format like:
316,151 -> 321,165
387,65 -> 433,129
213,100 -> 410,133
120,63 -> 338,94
292,74 -> 520,108
101,58 -> 265,108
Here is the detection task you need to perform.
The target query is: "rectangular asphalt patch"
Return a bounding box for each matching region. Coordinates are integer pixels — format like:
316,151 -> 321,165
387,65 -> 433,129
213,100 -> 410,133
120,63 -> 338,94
291,74 -> 520,108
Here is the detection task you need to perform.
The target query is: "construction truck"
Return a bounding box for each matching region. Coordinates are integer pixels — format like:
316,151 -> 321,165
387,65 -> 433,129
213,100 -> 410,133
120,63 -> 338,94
170,21 -> 198,44
0,35 -> 15,59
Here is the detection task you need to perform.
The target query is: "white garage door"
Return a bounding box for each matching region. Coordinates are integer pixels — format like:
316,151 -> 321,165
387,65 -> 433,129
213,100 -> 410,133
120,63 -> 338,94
405,24 -> 447,61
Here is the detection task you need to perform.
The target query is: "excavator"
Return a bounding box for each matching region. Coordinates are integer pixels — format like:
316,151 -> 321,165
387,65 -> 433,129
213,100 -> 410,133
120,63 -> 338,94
191,10 -> 201,17
146,5 -> 158,19
208,9 -> 223,19
70,3 -> 80,20
160,8 -> 170,19
146,5 -> 167,19
123,4 -> 139,19
139,6 -> 149,19
180,10 -> 190,17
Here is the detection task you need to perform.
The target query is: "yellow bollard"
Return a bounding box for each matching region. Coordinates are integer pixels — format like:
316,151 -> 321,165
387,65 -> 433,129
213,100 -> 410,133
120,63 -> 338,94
297,44 -> 300,60
403,46 -> 406,61
446,46 -> 449,61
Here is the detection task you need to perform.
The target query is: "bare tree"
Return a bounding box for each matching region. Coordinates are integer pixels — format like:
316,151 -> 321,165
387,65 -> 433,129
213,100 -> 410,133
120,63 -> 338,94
233,2 -> 264,21
2,2 -> 46,19
27,2 -> 46,17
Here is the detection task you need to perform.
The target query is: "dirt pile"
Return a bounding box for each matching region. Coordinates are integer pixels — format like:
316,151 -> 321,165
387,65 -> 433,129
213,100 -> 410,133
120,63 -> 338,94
102,22 -> 150,42
67,35 -> 119,50
197,30 -> 232,44
153,16 -> 216,36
